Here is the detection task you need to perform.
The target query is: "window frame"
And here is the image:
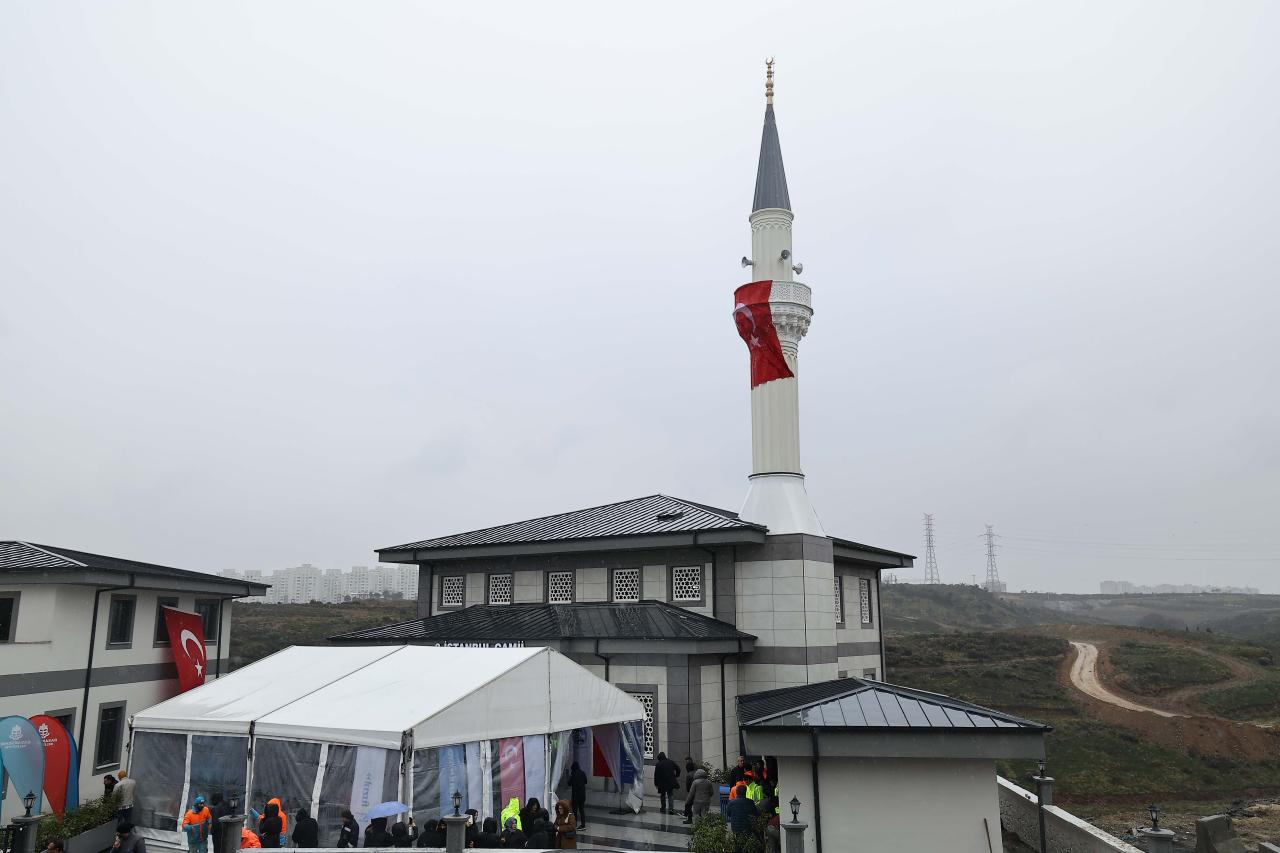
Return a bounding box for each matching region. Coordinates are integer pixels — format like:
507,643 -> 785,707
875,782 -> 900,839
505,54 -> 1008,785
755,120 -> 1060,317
106,594 -> 137,649
859,578 -> 874,627
834,575 -> 844,625
667,565 -> 705,606
863,667 -> 878,680
610,567 -> 642,603
617,683 -> 659,761
438,575 -> 465,610
194,598 -> 221,642
0,591 -> 20,643
487,573 -> 514,605
46,707 -> 76,734
545,570 -> 576,605
94,700 -> 127,771
153,596 -> 179,646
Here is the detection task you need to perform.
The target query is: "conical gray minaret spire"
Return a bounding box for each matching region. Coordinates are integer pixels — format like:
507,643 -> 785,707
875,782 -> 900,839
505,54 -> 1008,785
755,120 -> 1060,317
752,59 -> 791,212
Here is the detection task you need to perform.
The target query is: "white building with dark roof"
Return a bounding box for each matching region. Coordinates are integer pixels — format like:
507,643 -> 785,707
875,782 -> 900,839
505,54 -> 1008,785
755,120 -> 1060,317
0,541 -> 266,804
332,65 -> 913,770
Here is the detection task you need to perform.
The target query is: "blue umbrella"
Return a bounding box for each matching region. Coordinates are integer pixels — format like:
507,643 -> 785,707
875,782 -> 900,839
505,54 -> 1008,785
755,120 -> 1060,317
367,801 -> 410,819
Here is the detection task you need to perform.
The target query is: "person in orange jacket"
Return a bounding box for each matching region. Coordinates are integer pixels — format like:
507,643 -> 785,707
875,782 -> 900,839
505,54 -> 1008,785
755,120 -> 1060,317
182,796 -> 213,853
240,828 -> 261,849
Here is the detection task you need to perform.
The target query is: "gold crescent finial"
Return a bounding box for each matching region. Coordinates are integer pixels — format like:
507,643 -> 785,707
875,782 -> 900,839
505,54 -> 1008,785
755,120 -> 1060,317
765,57 -> 775,104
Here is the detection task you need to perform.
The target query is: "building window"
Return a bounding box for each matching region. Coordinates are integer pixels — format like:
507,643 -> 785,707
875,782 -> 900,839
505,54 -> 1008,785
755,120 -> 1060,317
859,578 -> 873,627
95,702 -> 126,770
107,595 -> 136,647
441,576 -> 465,609
195,598 -> 220,642
0,593 -> 18,643
611,568 -> 641,603
629,692 -> 656,759
670,566 -> 702,603
47,708 -> 75,733
488,574 -> 513,605
547,571 -> 574,604
154,596 -> 179,644
863,667 -> 878,680
834,576 -> 844,624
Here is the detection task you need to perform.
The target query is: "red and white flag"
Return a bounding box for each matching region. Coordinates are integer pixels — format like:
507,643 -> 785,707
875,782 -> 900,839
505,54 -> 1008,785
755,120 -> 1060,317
163,607 -> 209,692
734,280 -> 794,388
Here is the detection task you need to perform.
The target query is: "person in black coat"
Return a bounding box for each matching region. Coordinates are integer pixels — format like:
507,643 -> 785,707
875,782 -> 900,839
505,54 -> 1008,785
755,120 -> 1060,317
389,820 -> 416,848
364,817 -> 393,847
518,799 -> 548,830
415,820 -> 446,848
337,810 -> 360,848
567,762 -> 588,830
473,817 -> 501,849
522,819 -> 553,849
684,757 -> 697,793
291,808 -> 319,848
209,793 -> 233,852
259,803 -> 283,849
498,816 -> 525,849
652,752 -> 681,815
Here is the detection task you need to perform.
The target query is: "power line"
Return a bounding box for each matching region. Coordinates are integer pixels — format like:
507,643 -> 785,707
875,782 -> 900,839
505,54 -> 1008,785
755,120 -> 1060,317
923,513 -> 941,584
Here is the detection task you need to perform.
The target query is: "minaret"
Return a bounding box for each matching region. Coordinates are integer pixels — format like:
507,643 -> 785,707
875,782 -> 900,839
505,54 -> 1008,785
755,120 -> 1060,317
736,60 -> 824,536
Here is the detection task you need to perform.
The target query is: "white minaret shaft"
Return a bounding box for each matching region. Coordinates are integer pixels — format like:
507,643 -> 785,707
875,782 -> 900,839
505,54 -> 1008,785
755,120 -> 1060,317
738,62 -> 824,536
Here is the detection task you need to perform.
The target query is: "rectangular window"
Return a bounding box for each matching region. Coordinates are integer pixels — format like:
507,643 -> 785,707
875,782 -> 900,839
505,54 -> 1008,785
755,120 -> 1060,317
194,598 -> 220,641
863,667 -> 878,680
859,578 -> 873,627
611,568 -> 641,603
488,574 -> 513,605
0,593 -> 18,643
95,702 -> 126,769
547,571 -> 574,604
441,576 -> 465,608
107,595 -> 136,647
670,566 -> 702,603
47,708 -> 76,733
154,596 -> 179,644
629,692 -> 656,759
834,576 -> 844,624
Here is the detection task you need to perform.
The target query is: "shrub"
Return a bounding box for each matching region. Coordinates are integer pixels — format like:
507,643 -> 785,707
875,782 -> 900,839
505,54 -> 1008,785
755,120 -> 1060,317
36,793 -> 120,848
689,813 -> 734,853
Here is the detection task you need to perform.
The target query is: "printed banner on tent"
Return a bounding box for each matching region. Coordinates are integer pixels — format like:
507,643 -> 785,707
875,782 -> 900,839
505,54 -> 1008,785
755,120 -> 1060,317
29,716 -> 76,816
0,716 -> 45,817
521,735 -> 545,807
350,746 -> 387,832
437,746 -> 466,816
619,741 -> 634,785
498,738 -> 524,806
590,725 -> 619,784
465,742 -> 483,818
163,607 -> 209,693
571,729 -> 592,779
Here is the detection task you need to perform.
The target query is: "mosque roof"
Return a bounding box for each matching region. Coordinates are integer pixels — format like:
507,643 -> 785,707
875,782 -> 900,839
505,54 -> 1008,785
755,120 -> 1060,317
753,102 -> 791,212
329,599 -> 756,644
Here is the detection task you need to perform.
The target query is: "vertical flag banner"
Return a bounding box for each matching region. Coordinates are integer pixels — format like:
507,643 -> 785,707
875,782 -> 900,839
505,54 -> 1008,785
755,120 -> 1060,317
349,747 -> 386,832
590,725 -> 620,784
0,716 -> 45,817
571,729 -> 592,778
163,607 -> 209,692
733,280 -> 794,387
437,746 -> 466,816
521,735 -> 545,807
28,716 -> 74,816
497,738 -> 524,806
464,742 -> 483,819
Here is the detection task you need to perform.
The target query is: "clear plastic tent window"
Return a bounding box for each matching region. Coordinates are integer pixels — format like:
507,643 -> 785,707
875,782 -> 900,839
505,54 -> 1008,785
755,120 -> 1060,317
129,731 -> 186,831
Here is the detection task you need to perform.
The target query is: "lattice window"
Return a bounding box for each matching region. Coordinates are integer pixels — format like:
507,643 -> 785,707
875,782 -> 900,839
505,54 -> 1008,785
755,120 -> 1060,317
612,568 -> 641,602
488,574 -> 513,605
671,566 -> 702,602
629,692 -> 656,759
548,571 -> 574,604
859,578 -> 873,626
441,576 -> 465,608
834,576 -> 844,624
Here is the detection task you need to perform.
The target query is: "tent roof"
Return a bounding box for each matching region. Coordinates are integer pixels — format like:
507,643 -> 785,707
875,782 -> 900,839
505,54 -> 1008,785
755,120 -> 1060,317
133,645 -> 643,750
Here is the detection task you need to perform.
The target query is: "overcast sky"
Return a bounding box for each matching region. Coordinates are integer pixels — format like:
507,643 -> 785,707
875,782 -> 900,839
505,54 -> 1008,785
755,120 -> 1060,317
3,2 -> 1277,594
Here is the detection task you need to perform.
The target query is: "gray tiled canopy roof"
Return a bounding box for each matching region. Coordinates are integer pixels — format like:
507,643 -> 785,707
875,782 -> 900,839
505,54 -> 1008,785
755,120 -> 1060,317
0,540 -> 268,592
383,494 -> 765,552
331,600 -> 756,643
738,677 -> 1050,732
752,104 -> 791,212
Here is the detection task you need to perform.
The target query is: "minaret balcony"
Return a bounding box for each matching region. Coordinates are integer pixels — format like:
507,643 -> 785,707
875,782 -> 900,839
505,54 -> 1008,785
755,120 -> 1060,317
766,279 -> 813,349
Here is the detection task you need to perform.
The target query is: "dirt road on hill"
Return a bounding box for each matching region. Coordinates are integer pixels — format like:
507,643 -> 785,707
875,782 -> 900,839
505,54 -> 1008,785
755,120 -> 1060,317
1067,641 -> 1182,717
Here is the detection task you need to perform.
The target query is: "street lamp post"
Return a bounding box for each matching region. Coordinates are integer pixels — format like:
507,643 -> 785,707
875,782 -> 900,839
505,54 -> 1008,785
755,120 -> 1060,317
1138,804 -> 1175,853
23,791 -> 36,817
443,792 -> 468,853
782,797 -> 808,853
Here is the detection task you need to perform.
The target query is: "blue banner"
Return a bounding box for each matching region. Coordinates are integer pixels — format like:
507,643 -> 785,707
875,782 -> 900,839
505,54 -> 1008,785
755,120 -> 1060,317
0,716 -> 45,819
619,741 -> 634,785
437,745 -> 467,815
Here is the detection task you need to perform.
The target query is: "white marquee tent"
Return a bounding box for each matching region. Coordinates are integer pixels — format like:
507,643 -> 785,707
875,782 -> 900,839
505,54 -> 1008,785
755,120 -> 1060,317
128,646 -> 644,847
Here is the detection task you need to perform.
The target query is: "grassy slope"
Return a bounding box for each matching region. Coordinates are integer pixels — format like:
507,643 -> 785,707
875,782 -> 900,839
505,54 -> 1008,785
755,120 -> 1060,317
1107,641 -> 1232,695
229,599 -> 417,668
885,630 -> 1280,802
880,583 -> 1073,633
1192,676 -> 1280,720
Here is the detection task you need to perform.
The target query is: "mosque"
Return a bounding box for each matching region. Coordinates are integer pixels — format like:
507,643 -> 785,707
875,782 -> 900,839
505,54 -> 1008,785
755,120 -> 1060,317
332,62 -> 913,771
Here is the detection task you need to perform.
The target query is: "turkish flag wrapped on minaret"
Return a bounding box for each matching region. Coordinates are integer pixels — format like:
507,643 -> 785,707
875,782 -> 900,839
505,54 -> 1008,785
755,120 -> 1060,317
734,280 -> 794,388
163,607 -> 209,692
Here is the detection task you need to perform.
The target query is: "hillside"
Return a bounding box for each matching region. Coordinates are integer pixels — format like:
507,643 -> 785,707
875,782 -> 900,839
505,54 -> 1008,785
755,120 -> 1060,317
1002,591 -> 1280,644
881,583 -> 1081,633
229,599 -> 417,668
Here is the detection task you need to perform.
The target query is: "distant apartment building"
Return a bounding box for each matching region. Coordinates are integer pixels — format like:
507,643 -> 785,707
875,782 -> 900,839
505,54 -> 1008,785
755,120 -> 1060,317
1100,580 -> 1260,595
221,564 -> 416,604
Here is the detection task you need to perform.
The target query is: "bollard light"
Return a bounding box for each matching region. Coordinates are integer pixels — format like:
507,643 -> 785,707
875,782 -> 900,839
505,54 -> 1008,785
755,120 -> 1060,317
24,790 -> 36,816
789,796 -> 800,823
230,796 -> 239,813
1147,804 -> 1160,831
1037,760 -> 1046,778
452,791 -> 462,817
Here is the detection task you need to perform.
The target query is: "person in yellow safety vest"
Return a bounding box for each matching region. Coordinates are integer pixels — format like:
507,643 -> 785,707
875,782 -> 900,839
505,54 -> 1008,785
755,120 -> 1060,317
500,797 -> 523,831
182,795 -> 213,853
745,777 -> 764,805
